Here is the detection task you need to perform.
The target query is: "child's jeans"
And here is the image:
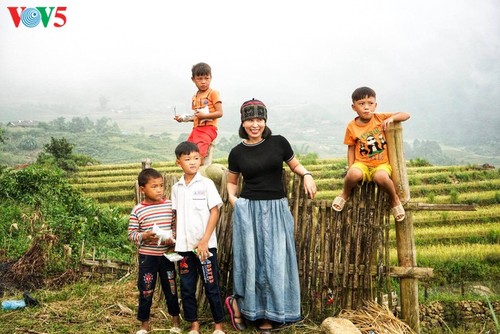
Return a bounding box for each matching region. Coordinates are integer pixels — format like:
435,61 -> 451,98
137,254 -> 180,321
178,248 -> 225,323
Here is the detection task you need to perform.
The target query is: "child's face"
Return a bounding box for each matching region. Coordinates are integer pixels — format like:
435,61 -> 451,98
352,96 -> 377,121
192,74 -> 212,92
140,177 -> 164,203
176,151 -> 202,176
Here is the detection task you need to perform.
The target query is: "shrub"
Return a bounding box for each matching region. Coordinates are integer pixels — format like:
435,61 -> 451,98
297,152 -> 319,165
37,137 -> 99,172
0,165 -> 132,267
408,158 -> 432,167
449,188 -> 459,203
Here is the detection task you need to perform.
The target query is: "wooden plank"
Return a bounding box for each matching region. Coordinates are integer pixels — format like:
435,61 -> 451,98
405,202 -> 476,211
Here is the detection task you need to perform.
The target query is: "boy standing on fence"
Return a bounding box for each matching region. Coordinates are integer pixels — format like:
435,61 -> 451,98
128,168 -> 181,334
332,87 -> 410,222
172,141 -> 225,334
174,62 -> 223,165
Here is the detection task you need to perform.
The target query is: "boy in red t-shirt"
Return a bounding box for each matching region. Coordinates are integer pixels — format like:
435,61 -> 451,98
332,87 -> 410,222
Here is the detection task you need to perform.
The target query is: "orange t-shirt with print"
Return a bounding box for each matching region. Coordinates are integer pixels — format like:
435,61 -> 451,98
343,113 -> 393,168
191,89 -> 221,128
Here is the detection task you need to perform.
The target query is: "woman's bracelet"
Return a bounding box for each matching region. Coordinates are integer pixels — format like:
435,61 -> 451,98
303,172 -> 312,177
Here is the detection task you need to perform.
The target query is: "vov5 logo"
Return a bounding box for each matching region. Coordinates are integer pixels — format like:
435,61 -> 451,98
7,6 -> 67,28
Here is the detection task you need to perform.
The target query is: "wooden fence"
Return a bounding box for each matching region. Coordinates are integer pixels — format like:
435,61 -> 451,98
162,171 -> 402,321
134,124 -> 478,333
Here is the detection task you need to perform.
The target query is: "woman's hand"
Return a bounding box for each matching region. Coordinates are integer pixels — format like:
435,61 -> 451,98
228,194 -> 238,206
227,172 -> 240,207
287,157 -> 317,199
303,174 -> 317,199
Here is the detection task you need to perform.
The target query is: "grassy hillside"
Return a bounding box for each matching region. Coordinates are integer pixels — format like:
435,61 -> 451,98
71,158 -> 500,214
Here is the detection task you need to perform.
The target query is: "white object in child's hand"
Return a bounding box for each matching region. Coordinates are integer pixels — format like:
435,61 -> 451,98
179,114 -> 194,122
196,105 -> 210,124
152,223 -> 175,245
164,252 -> 184,262
196,105 -> 209,114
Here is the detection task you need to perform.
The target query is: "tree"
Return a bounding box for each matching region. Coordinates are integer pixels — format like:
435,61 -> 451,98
50,117 -> 68,131
216,134 -> 241,153
43,137 -> 74,160
18,135 -> 38,150
38,137 -> 98,172
0,127 -> 5,144
99,95 -> 109,110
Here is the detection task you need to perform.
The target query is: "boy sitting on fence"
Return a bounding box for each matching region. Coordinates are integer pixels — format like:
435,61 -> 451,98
332,86 -> 410,222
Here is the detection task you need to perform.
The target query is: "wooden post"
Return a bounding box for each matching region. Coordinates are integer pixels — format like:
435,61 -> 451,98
385,122 -> 420,333
386,123 -> 410,204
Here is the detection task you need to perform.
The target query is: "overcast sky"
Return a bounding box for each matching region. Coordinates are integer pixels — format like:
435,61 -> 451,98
1,0 -> 499,142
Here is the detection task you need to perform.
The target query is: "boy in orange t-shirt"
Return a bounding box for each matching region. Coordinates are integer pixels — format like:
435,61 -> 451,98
332,87 -> 410,222
174,62 -> 223,165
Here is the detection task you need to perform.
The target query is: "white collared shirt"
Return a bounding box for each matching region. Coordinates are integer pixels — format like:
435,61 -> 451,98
172,172 -> 222,252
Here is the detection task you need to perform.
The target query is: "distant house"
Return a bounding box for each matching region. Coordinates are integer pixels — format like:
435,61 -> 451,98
6,120 -> 38,128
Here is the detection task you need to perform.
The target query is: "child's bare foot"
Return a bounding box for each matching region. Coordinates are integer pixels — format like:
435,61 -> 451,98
187,321 -> 200,334
170,315 -> 181,333
136,320 -> 150,334
213,322 -> 225,334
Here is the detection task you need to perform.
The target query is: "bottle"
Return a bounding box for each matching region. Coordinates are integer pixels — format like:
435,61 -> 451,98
2,299 -> 26,310
201,258 -> 214,284
193,249 -> 214,284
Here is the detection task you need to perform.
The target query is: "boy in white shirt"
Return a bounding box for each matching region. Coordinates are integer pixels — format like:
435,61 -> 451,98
171,141 -> 225,334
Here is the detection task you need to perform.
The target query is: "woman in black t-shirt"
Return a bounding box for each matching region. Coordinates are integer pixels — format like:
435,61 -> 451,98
225,99 -> 317,333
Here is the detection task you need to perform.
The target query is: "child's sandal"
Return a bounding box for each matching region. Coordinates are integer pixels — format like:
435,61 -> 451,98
332,196 -> 346,212
392,204 -> 406,222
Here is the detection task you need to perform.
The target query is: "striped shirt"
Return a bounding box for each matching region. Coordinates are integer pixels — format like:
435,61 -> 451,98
128,199 -> 174,256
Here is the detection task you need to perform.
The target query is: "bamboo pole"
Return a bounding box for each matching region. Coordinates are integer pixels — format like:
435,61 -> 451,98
385,122 -> 420,333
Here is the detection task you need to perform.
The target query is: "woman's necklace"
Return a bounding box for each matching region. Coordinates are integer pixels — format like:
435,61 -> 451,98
243,138 -> 264,145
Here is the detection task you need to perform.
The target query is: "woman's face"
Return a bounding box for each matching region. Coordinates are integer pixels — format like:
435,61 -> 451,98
242,118 -> 266,142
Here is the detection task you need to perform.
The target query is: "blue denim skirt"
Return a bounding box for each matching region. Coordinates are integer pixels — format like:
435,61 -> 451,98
232,197 -> 301,323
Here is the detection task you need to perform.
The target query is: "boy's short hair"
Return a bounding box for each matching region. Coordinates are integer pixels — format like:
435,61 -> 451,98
175,141 -> 199,158
352,87 -> 376,102
138,168 -> 162,187
191,62 -> 212,78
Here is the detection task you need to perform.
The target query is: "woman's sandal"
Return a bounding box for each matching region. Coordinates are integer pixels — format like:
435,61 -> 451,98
225,296 -> 246,331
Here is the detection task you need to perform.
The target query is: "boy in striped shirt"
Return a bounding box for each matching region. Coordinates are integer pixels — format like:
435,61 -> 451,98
128,168 -> 181,334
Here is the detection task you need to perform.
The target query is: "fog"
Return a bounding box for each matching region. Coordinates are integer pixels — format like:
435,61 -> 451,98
1,0 -> 499,151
